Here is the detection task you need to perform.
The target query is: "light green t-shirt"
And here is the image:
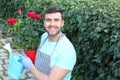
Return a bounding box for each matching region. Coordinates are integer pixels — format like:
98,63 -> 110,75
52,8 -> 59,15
40,32 -> 76,80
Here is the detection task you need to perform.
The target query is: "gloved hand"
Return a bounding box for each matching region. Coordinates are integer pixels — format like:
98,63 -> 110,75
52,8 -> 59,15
21,54 -> 34,69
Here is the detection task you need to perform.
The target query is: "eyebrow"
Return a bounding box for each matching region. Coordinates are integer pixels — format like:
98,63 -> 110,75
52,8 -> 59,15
45,18 -> 60,21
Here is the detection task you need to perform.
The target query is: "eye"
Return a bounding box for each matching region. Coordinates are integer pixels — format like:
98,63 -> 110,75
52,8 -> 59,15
45,19 -> 51,22
54,19 -> 60,22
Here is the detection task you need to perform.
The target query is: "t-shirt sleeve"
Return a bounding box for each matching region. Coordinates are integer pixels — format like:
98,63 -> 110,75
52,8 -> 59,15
55,48 -> 76,70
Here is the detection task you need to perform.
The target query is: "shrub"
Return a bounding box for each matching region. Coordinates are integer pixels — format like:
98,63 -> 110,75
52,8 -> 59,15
64,0 -> 120,80
0,0 -> 25,19
6,9 -> 43,50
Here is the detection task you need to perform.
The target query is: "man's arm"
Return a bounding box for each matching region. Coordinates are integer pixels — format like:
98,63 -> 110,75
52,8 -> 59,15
21,55 -> 69,80
30,65 -> 69,80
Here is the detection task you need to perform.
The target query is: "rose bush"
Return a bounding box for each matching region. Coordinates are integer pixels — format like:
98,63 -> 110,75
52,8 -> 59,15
7,9 -> 43,50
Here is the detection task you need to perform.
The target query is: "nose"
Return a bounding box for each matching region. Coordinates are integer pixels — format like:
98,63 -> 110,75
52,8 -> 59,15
50,20 -> 55,27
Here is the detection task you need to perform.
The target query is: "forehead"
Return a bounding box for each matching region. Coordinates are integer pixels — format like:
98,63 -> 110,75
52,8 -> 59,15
44,12 -> 62,19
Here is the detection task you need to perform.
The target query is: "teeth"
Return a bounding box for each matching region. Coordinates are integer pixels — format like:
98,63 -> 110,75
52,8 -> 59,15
50,27 -> 56,31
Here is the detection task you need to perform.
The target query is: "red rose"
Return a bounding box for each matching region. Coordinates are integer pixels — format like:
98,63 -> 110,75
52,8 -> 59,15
35,14 -> 42,20
27,11 -> 36,19
17,9 -> 22,14
7,18 -> 17,26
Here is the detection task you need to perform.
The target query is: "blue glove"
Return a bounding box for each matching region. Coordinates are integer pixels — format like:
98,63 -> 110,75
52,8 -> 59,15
21,54 -> 34,69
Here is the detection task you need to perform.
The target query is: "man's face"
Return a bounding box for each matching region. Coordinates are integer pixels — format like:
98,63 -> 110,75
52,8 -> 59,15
44,12 -> 64,37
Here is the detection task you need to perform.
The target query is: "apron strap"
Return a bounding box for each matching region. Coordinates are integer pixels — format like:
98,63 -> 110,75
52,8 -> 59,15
39,32 -> 64,56
39,36 -> 48,49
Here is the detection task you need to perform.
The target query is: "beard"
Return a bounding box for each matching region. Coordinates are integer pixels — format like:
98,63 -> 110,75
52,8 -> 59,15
46,26 -> 62,37
47,29 -> 61,37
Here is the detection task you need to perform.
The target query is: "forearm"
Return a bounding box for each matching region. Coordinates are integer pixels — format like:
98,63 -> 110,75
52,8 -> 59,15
30,66 -> 49,80
21,55 -> 68,80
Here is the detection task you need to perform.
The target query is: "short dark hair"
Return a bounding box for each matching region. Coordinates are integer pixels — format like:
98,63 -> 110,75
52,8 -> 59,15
44,6 -> 64,19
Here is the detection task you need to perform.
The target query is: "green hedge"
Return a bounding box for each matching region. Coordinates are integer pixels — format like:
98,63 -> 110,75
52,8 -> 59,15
1,0 -> 120,80
0,0 -> 25,19
64,0 -> 120,80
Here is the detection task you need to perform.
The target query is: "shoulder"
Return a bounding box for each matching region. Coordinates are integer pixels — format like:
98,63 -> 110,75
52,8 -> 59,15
41,32 -> 48,38
57,34 -> 76,57
40,32 -> 48,45
41,32 -> 48,40
59,34 -> 75,50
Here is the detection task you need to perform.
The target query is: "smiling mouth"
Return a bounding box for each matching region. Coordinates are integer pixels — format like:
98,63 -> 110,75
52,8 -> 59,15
48,26 -> 57,30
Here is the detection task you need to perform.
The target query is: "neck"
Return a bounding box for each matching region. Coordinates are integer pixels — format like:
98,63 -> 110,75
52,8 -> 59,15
48,32 -> 61,42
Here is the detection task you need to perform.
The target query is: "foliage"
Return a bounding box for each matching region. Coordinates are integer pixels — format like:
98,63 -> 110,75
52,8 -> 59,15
6,9 -> 43,50
63,0 -> 120,80
1,0 -> 120,79
0,0 -> 25,19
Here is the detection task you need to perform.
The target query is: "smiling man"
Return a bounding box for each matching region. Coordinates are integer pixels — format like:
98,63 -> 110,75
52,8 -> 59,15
22,5 -> 76,80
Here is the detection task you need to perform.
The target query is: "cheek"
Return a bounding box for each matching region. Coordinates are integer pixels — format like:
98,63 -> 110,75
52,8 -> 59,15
44,22 -> 48,28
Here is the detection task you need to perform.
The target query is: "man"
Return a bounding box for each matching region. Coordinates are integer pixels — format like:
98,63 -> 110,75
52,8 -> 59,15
22,6 -> 76,80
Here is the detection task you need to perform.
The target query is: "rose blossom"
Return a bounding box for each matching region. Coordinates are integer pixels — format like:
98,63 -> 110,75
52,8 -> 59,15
27,11 -> 36,19
35,14 -> 42,20
7,18 -> 17,26
17,9 -> 22,14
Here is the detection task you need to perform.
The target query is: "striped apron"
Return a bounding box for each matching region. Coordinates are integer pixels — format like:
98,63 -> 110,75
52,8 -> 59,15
34,33 -> 63,77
